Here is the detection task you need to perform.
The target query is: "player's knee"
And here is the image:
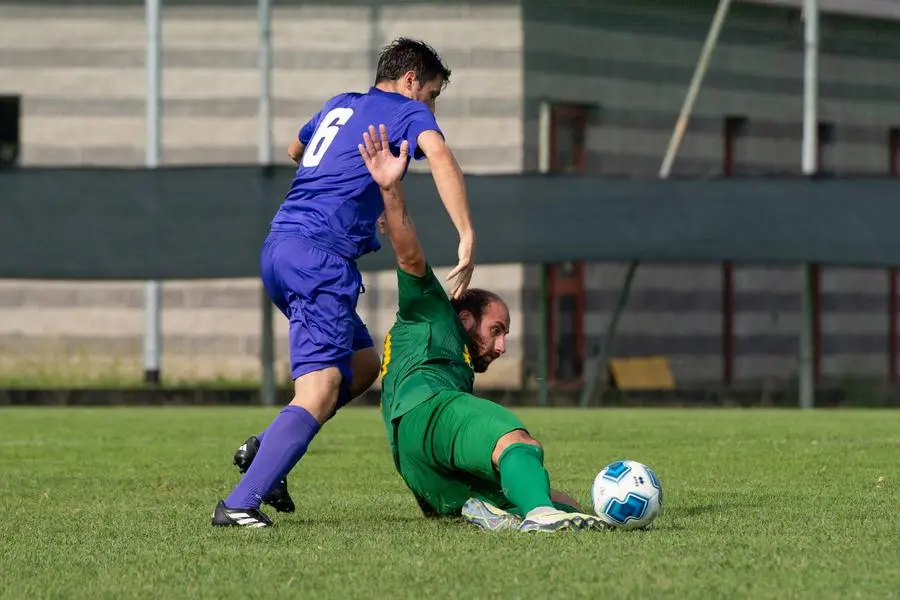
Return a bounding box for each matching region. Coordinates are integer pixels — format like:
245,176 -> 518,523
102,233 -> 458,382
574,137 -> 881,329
290,367 -> 344,423
491,429 -> 542,468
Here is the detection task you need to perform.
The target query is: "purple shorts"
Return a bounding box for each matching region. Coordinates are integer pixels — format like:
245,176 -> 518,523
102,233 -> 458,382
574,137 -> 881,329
260,231 -> 374,382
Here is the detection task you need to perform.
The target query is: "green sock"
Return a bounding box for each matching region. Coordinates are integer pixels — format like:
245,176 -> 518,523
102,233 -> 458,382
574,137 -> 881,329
497,443 -> 554,515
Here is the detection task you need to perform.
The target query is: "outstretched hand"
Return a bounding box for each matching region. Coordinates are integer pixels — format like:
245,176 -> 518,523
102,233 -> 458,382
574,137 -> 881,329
358,124 -> 409,189
446,236 -> 475,299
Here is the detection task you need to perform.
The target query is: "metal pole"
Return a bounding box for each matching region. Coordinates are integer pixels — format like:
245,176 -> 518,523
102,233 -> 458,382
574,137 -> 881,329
579,264 -> 636,407
258,0 -> 276,407
536,101 -> 551,406
579,0 -> 734,407
799,0 -> 819,410
143,0 -> 162,386
658,0 -> 733,179
258,0 -> 272,168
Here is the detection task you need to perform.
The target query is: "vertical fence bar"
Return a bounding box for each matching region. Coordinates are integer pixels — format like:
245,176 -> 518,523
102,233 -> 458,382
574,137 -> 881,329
258,0 -> 276,406
143,0 -> 163,386
799,0 -> 820,410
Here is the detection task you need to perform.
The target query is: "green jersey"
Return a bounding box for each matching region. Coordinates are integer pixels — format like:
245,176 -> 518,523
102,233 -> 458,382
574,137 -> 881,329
379,264 -> 475,423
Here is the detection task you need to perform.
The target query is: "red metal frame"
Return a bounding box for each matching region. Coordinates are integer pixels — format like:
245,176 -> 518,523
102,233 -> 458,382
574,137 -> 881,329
890,269 -> 897,385
811,265 -> 822,382
545,104 -> 589,384
549,105 -> 588,173
891,128 -> 900,174
721,117 -> 745,385
816,122 -> 834,174
808,124 -> 831,382
889,128 -> 899,383
722,116 -> 746,178
722,261 -> 735,384
546,262 -> 586,385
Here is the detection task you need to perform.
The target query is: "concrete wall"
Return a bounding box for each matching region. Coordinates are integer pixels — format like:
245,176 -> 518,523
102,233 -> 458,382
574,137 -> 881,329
3,0 -> 900,388
0,1 -> 527,387
521,0 -> 900,386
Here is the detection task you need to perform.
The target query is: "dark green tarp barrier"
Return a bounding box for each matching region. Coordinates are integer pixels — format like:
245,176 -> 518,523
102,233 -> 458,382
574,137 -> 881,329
1,166 -> 899,279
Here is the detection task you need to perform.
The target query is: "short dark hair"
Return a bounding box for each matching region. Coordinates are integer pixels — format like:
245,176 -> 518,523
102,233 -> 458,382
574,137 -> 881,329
451,288 -> 503,321
375,38 -> 451,87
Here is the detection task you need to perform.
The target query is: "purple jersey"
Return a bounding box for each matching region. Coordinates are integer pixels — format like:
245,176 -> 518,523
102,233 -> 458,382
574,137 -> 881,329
270,87 -> 442,260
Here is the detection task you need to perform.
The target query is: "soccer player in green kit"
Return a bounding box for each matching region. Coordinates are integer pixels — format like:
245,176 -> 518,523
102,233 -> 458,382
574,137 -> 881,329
358,124 -> 607,532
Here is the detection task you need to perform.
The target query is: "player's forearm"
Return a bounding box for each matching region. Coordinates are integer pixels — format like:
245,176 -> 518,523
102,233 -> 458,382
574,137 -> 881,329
380,184 -> 426,276
428,148 -> 475,243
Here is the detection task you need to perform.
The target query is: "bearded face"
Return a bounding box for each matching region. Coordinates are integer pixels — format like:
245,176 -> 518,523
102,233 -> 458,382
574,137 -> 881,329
460,300 -> 510,373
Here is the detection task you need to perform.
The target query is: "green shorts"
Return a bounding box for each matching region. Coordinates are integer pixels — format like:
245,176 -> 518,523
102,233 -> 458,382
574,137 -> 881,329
391,390 -> 527,517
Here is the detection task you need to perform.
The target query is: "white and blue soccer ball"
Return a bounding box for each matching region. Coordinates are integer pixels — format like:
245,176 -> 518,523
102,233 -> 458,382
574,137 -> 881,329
591,460 -> 663,530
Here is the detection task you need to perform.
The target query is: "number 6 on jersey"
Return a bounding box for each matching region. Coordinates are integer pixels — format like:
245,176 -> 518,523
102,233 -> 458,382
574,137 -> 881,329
301,108 -> 355,168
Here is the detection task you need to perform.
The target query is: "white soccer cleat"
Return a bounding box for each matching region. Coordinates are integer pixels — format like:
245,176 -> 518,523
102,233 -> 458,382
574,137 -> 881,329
517,507 -> 610,533
461,498 -> 523,532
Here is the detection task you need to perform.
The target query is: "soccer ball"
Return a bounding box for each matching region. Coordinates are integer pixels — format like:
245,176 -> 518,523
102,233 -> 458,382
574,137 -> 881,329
591,460 -> 663,530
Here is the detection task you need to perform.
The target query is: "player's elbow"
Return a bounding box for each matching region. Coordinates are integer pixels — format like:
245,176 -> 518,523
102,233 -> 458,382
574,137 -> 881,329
397,253 -> 426,277
288,139 -> 304,163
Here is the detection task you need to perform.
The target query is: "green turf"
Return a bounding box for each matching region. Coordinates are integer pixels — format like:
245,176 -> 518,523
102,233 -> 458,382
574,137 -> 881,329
0,407 -> 896,599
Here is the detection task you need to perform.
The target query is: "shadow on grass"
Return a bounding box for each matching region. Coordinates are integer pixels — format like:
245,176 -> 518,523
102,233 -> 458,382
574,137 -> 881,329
640,503 -> 725,532
280,514 -> 448,526
671,503 -> 724,518
283,505 -> 727,527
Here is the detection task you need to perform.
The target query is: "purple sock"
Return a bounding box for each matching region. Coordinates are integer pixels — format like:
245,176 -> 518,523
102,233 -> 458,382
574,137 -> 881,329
256,422 -> 273,445
225,405 -> 321,509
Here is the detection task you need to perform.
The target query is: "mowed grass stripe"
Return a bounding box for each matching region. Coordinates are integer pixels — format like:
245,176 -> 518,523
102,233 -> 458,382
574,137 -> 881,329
0,407 -> 896,599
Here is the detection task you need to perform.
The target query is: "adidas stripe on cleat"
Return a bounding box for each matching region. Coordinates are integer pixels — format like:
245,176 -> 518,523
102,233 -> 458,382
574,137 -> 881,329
211,500 -> 273,528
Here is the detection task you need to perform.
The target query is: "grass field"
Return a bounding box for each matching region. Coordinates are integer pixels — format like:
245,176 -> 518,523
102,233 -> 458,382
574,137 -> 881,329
1,407 -> 897,599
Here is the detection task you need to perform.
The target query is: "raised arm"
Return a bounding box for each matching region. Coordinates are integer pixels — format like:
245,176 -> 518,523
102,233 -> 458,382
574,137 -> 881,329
358,124 -> 425,277
417,131 -> 473,244
417,130 -> 475,298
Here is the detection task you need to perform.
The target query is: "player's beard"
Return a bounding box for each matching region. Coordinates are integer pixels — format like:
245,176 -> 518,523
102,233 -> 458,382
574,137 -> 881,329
466,329 -> 491,373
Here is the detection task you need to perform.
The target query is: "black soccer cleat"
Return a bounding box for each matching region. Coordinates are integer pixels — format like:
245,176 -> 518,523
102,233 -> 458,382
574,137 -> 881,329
211,500 -> 273,528
232,436 -> 260,472
232,436 -> 296,513
258,478 -> 295,514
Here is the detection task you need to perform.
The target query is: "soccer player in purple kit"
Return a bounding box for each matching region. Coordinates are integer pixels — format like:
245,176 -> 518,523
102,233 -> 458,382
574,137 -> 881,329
212,38 -> 476,527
